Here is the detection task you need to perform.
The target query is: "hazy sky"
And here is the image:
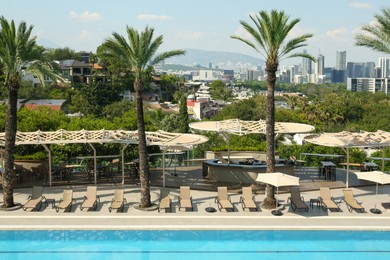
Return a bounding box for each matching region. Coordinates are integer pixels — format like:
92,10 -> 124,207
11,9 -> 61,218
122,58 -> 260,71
2,0 -> 390,67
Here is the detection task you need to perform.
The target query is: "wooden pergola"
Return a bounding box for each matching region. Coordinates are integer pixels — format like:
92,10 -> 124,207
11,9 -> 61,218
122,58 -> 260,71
0,129 -> 208,186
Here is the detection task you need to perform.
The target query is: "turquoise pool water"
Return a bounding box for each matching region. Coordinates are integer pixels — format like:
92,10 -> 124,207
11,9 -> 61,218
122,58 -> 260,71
0,230 -> 389,259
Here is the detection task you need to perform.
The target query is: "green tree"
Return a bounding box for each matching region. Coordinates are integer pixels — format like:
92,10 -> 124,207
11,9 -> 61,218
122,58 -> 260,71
209,80 -> 232,101
102,26 -> 185,208
355,8 -> 390,54
231,10 -> 314,209
178,95 -> 189,133
0,17 -> 61,207
44,47 -> 81,61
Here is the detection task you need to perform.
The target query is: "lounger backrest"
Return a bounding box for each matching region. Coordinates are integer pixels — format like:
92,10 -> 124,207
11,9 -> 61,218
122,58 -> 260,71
160,188 -> 170,201
114,189 -> 124,202
180,186 -> 191,200
218,187 -> 228,200
63,189 -> 73,203
343,189 -> 354,202
320,187 -> 331,200
242,186 -> 252,200
31,186 -> 43,200
290,187 -> 301,199
86,186 -> 97,199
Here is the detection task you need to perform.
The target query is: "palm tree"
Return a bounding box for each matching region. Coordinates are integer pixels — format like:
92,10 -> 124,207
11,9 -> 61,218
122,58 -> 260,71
231,10 -> 314,209
102,26 -> 185,208
0,17 -> 61,208
355,8 -> 390,54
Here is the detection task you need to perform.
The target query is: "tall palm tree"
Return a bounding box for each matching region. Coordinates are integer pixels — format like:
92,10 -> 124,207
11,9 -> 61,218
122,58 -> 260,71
102,26 -> 185,207
355,8 -> 390,54
0,17 -> 61,208
231,10 -> 314,209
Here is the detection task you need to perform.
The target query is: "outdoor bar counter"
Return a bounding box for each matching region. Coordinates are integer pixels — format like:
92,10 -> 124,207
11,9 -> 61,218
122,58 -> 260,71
203,159 -> 294,185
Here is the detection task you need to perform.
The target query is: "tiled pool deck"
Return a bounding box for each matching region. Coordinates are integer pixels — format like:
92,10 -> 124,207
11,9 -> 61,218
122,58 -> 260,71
1,183 -> 390,231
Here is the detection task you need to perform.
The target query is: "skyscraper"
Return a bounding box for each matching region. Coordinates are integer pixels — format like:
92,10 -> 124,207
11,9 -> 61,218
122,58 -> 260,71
316,54 -> 325,75
336,51 -> 347,70
379,57 -> 389,78
302,50 -> 312,76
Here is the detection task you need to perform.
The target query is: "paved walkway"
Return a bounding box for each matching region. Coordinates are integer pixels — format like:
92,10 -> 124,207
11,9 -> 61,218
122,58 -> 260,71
1,183 -> 390,230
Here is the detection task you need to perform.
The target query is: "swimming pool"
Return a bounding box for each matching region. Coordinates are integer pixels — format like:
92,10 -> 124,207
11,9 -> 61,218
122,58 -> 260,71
0,230 -> 389,259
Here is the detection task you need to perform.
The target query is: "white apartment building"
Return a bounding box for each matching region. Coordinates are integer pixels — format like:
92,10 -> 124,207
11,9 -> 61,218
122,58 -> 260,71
347,77 -> 390,95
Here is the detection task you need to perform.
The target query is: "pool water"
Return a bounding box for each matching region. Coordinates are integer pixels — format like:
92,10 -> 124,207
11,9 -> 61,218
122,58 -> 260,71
0,230 -> 389,259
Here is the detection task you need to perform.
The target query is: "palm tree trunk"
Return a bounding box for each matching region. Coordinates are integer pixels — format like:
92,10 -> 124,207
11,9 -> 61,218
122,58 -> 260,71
263,63 -> 278,209
135,80 -> 151,208
2,89 -> 18,208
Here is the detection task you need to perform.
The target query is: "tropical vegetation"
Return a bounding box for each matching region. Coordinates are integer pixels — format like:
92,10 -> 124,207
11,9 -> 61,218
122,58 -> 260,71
231,10 -> 315,209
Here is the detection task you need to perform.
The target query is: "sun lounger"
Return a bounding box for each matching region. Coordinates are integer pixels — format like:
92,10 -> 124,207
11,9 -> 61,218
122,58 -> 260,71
215,186 -> 235,212
55,189 -> 74,212
80,186 -> 100,211
318,187 -> 340,211
240,186 -> 258,211
342,189 -> 365,213
22,186 -> 46,211
288,187 -> 309,212
178,186 -> 193,211
158,188 -> 171,212
109,189 -> 127,212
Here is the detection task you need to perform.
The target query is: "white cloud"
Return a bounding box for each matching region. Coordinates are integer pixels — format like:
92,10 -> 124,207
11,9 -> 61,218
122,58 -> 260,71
69,11 -> 103,22
137,14 -> 171,21
326,27 -> 348,39
350,2 -> 373,10
174,30 -> 205,40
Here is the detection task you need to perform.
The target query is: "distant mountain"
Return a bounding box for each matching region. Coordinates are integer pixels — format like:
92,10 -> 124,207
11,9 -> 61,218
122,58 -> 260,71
165,49 -> 264,70
37,38 -> 62,49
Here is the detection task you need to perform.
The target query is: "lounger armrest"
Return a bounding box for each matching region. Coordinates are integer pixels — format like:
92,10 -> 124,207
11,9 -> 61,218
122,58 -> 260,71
239,196 -> 244,203
227,196 -> 232,202
287,196 -> 291,203
214,197 -> 219,203
124,198 -> 127,204
97,196 -> 100,203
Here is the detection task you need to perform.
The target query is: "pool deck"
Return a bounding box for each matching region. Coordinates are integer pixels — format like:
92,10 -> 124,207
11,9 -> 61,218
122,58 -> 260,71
1,183 -> 390,231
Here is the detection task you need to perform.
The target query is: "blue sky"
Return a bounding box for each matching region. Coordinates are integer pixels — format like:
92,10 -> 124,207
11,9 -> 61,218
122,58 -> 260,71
2,0 -> 390,67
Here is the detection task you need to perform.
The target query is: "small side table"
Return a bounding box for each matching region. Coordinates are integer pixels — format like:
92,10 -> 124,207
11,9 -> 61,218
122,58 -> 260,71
310,198 -> 320,209
45,198 -> 56,209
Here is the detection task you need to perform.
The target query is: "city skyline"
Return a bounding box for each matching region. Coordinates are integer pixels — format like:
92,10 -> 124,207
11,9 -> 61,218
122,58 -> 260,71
2,0 -> 390,67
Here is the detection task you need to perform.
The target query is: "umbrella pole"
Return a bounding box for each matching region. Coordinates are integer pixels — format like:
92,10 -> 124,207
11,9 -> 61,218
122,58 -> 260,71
370,183 -> 382,214
346,148 -> 350,188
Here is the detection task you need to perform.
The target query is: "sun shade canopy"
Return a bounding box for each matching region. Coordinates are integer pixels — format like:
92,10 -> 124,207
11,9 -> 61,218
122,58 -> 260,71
0,129 -> 209,147
189,119 -> 315,135
304,130 -> 390,148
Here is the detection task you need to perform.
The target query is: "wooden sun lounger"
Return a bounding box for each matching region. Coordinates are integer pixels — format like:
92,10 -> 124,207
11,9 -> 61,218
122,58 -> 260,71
22,186 -> 46,211
158,188 -> 171,212
343,189 -> 365,213
319,187 -> 340,211
80,186 -> 100,211
240,186 -> 258,211
215,187 -> 234,212
55,189 -> 74,212
179,186 -> 193,211
109,189 -> 127,212
288,187 -> 309,212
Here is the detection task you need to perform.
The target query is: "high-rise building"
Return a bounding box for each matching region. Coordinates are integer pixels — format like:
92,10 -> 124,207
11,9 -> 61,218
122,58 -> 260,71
316,54 -> 325,75
379,57 -> 389,78
302,50 -> 312,76
336,51 -> 347,70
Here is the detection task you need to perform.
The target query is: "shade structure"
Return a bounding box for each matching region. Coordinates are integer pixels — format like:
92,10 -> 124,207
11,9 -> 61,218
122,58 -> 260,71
255,172 -> 300,187
304,130 -> 390,188
256,172 -> 300,214
352,171 -> 390,214
0,129 -> 208,187
190,119 -> 314,165
189,119 -> 315,136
